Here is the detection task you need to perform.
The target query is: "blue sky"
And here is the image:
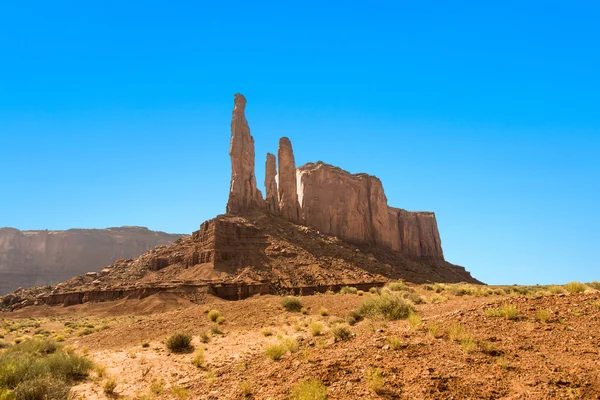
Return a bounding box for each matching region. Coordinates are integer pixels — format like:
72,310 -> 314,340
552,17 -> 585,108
1,1 -> 598,285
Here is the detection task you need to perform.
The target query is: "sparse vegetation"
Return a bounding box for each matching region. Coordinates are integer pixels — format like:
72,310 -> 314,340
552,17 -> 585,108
339,286 -> 358,295
428,323 -> 443,338
386,281 -> 411,292
536,309 -> 552,323
0,338 -> 92,399
262,328 -> 274,337
166,332 -> 192,353
587,281 -> 600,290
386,336 -> 404,350
309,322 -> 323,336
170,385 -> 189,399
208,309 -> 221,322
301,307 -> 308,314
485,305 -> 520,320
332,324 -> 352,341
239,380 -> 253,398
103,378 -> 118,397
216,316 -> 226,325
290,378 -> 327,400
548,285 -> 566,295
192,348 -> 204,368
407,311 -> 422,329
265,343 -> 287,361
357,292 -> 415,320
365,367 -> 385,394
281,297 -> 303,312
346,310 -> 363,326
210,324 -> 223,335
565,282 -> 587,293
141,341 -> 150,348
319,308 -> 329,317
200,331 -> 210,343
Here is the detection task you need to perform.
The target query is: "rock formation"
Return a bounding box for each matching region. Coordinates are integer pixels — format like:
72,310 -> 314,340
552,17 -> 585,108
224,93 -> 446,261
277,137 -> 302,222
226,93 -> 263,214
0,227 -> 184,295
264,153 -> 279,213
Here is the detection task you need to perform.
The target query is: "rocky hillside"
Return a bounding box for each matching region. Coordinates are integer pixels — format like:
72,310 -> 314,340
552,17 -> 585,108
0,227 -> 184,294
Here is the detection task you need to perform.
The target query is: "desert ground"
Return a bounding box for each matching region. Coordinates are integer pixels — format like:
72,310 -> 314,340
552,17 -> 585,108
1,282 -> 599,400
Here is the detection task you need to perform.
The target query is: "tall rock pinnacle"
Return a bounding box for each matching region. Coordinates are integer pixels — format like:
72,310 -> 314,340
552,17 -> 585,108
226,93 -> 263,214
277,137 -> 301,222
265,153 -> 279,213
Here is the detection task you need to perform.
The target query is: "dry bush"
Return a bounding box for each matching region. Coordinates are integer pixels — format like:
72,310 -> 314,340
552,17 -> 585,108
262,328 -> 274,337
407,311 -> 422,329
309,322 -> 323,337
565,282 -> 587,293
319,308 -> 329,317
365,368 -> 385,394
536,309 -> 552,323
357,292 -> 415,320
290,378 -> 327,400
332,324 -> 352,341
485,305 -> 520,320
548,285 -> 566,295
386,282 -> 412,292
265,343 -> 287,361
346,310 -> 363,326
192,348 -> 204,368
386,336 -> 404,350
239,380 -> 253,398
587,281 -> 600,290
207,309 -> 221,322
103,378 -> 118,397
340,286 -> 358,295
166,332 -> 192,353
428,323 -> 443,339
281,297 -> 303,312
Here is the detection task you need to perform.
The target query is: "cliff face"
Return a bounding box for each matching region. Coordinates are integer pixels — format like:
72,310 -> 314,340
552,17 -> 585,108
297,162 -> 444,260
0,227 -> 183,294
225,94 -> 446,263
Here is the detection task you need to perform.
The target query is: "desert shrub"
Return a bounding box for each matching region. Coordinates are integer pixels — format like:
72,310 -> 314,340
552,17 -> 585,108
451,284 -> 476,296
309,322 -> 323,337
210,325 -> 223,335
207,309 -> 221,322
403,292 -> 425,304
170,385 -> 189,399
0,342 -> 9,350
166,332 -> 192,353
265,343 -> 287,361
365,367 -> 385,394
216,316 -> 225,325
565,282 -> 587,293
54,335 -> 65,343
319,308 -> 329,317
339,286 -> 358,295
301,308 -> 308,314
290,378 -> 327,400
262,328 -> 274,337
428,323 -> 443,338
368,287 -> 379,294
199,331 -> 210,343
346,310 -> 363,326
430,295 -> 446,304
536,310 -> 552,323
192,349 -> 204,368
0,338 -> 92,396
76,328 -> 94,337
423,284 -> 436,291
479,340 -> 499,356
103,378 -> 118,396
357,290 -> 364,296
332,324 -> 351,341
592,301 -> 600,309
587,281 -> 600,290
282,337 -> 299,353
386,282 -> 411,292
485,305 -> 520,320
357,292 -> 415,320
460,337 -> 478,353
386,336 -> 403,350
239,380 -> 253,398
13,376 -> 70,400
149,379 -> 165,395
281,297 -> 303,312
407,311 -> 422,329
141,342 -> 150,348
548,285 -> 566,295
447,323 -> 466,342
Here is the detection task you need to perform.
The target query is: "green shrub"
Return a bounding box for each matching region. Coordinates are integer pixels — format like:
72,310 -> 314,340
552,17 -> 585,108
319,308 -> 329,317
14,376 -> 70,400
216,316 -> 225,325
404,292 -> 426,305
300,307 -> 308,314
407,311 -> 422,329
386,282 -> 411,292
386,336 -> 403,350
281,297 -> 303,312
565,282 -> 587,293
332,324 -> 352,341
192,349 -> 204,368
339,286 -> 358,295
309,322 -> 323,337
485,305 -> 520,320
357,292 -> 415,320
346,310 -> 363,326
207,309 -> 221,322
265,344 -> 287,361
365,368 -> 385,394
536,309 -> 552,323
290,378 -> 327,400
166,332 -> 192,353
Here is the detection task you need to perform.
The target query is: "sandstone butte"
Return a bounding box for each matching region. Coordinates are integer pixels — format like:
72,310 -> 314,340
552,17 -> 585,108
227,93 -> 445,261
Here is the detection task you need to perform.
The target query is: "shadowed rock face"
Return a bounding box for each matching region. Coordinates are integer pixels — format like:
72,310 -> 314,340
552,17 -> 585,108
277,137 -> 301,222
0,227 -> 184,295
264,153 -> 279,213
226,93 -> 264,214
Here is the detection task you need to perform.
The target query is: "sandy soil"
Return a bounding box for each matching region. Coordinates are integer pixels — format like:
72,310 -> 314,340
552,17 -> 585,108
1,287 -> 599,399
